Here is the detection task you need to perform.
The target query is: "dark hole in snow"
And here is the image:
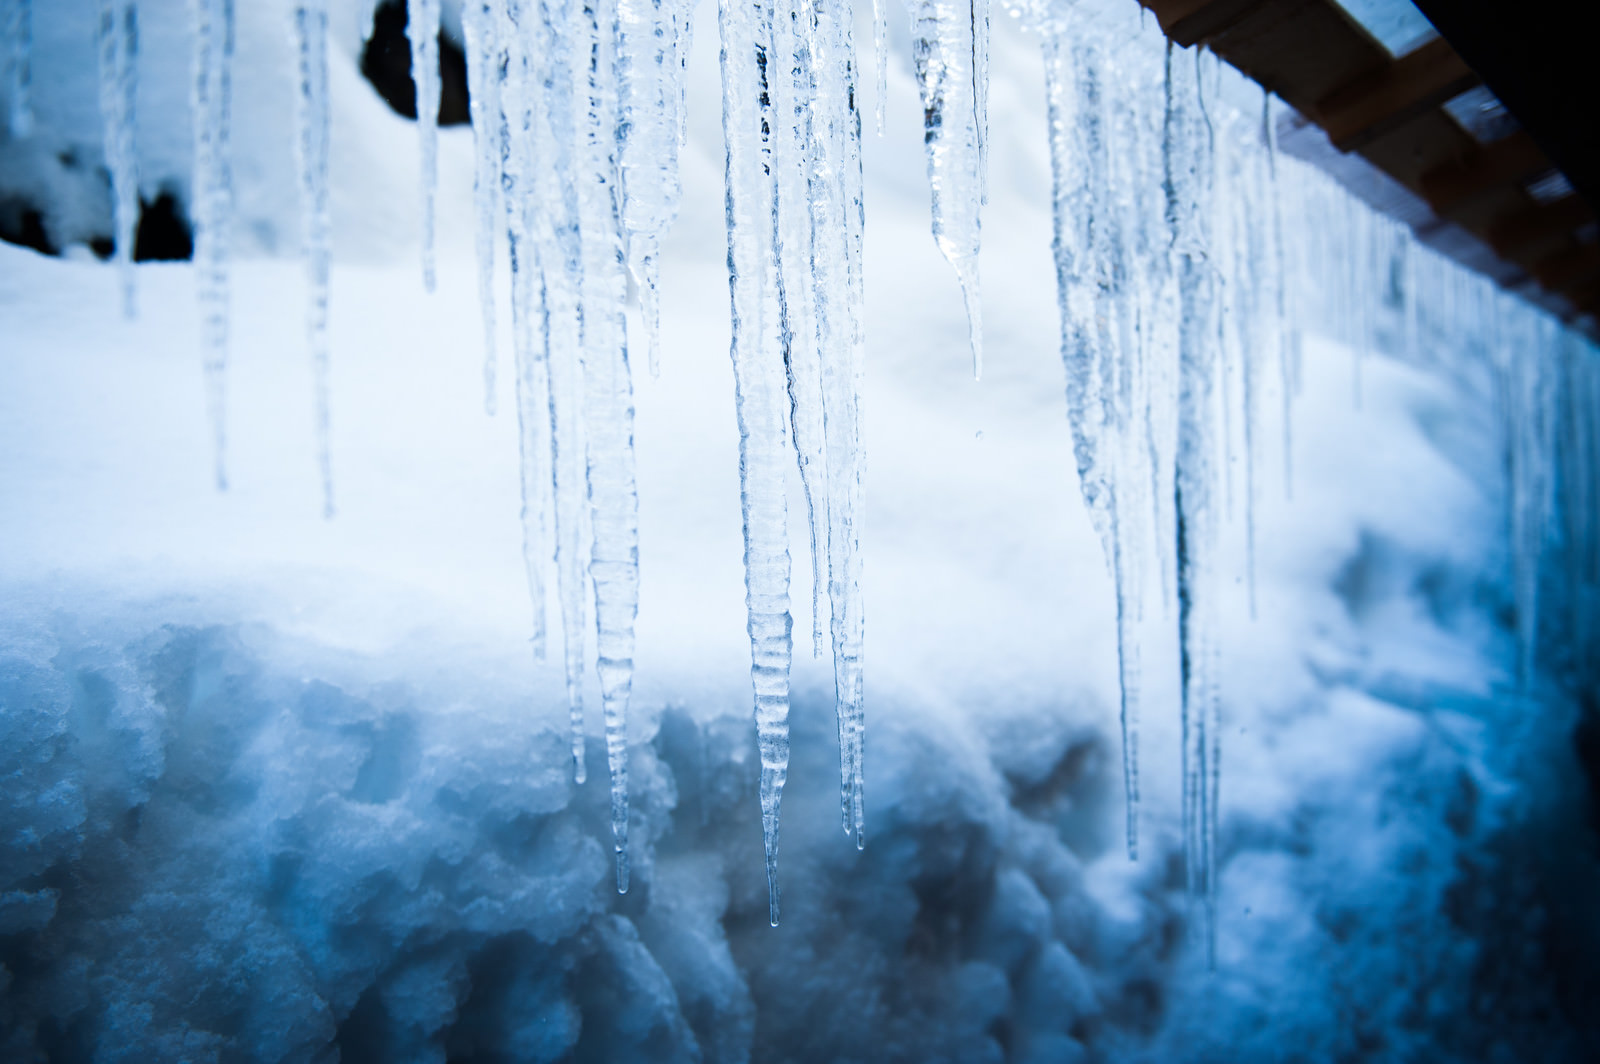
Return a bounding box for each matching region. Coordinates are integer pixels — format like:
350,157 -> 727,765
0,197 -> 55,256
360,1 -> 471,126
133,190 -> 194,262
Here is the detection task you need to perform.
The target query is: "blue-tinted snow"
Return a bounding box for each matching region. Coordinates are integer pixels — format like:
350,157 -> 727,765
1,0 -> 1597,1061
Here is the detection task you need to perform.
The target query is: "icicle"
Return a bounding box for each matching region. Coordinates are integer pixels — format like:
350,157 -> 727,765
4,0 -> 30,137
906,0 -> 983,377
617,0 -> 684,376
524,0 -> 591,790
1038,26 -> 1147,861
672,0 -> 692,147
293,0 -> 334,518
813,0 -> 868,847
462,0 -> 503,415
409,0 -> 441,291
1263,90 -> 1294,501
191,0 -> 234,491
719,0 -> 795,923
97,0 -> 139,318
501,0 -> 553,664
1166,40 -> 1221,968
872,0 -> 886,136
972,0 -> 987,203
578,0 -> 641,894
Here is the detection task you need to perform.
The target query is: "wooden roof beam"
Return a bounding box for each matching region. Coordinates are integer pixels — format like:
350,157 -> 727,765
1315,37 -> 1479,152
1138,0 -> 1272,49
1420,131 -> 1549,217
1489,195 -> 1596,259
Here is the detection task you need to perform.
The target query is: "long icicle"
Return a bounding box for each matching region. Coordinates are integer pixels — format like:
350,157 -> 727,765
191,0 -> 234,490
720,0 -> 794,924
408,0 -> 441,292
1040,26 -> 1145,861
811,0 -> 868,846
462,0 -> 504,414
579,0 -> 642,894
97,0 -> 139,318
293,0 -> 335,518
502,0 -> 553,664
535,0 -> 593,790
1166,41 -> 1222,969
772,0 -> 828,663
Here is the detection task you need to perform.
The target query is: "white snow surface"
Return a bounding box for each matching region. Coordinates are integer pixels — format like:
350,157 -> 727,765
1,1 -> 1596,1061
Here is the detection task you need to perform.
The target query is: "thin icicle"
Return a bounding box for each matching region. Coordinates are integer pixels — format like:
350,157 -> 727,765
765,0 -> 827,662
526,0 -> 592,789
462,0 -> 503,415
872,0 -> 886,136
408,0 -> 441,292
578,0 -> 641,894
1166,40 -> 1221,968
972,0 -> 987,203
501,0 -> 553,664
906,0 -> 983,377
5,0 -> 31,137
812,0 -> 867,847
1263,90 -> 1294,501
293,0 -> 334,518
97,0 -> 139,318
720,0 -> 794,923
617,0 -> 684,376
191,0 -> 233,491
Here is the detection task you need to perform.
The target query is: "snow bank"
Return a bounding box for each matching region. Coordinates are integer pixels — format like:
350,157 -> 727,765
1,0 -> 1597,1060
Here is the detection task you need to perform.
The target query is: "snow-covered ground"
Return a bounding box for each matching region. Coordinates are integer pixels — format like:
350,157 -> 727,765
2,1 -> 1597,1061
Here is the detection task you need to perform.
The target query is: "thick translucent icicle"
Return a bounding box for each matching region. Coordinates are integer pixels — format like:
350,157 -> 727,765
4,0 -> 30,137
906,0 -> 983,376
293,0 -> 334,518
579,0 -> 641,894
720,0 -> 794,924
408,0 -> 441,291
616,0 -> 684,376
97,0 -> 139,318
461,0 -> 503,414
191,0 -> 234,491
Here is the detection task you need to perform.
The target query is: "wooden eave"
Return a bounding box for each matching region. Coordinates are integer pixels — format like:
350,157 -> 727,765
1138,0 -> 1600,331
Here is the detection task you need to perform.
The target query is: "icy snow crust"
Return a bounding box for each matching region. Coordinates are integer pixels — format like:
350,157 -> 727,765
2,0 -> 1599,1061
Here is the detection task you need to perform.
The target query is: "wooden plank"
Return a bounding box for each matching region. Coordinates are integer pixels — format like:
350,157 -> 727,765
1489,195 -> 1596,258
1316,37 -> 1480,152
1419,131 -> 1549,216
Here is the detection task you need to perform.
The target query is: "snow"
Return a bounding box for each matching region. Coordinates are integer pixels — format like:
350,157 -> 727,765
1,0 -> 1598,1060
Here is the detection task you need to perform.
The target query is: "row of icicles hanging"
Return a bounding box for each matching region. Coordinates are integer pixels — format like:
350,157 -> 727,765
9,0 -> 1575,961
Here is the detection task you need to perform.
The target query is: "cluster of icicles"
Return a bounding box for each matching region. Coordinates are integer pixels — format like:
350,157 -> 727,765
11,0 -> 1596,951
